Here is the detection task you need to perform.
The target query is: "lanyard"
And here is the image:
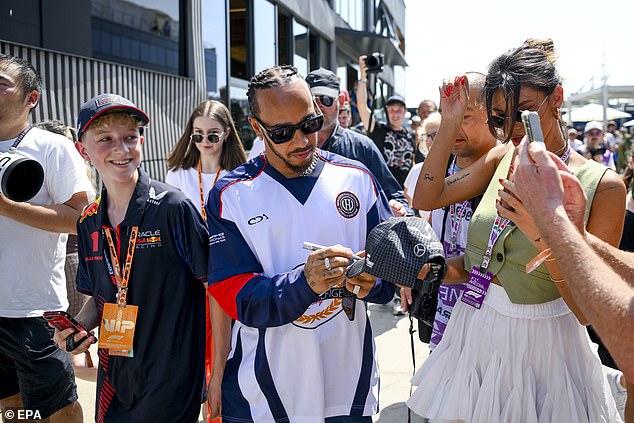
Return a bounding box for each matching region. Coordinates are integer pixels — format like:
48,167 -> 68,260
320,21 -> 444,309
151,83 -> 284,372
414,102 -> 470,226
479,215 -> 511,271
8,126 -> 32,152
197,161 -> 221,221
448,200 -> 470,249
103,226 -> 139,307
560,145 -> 572,163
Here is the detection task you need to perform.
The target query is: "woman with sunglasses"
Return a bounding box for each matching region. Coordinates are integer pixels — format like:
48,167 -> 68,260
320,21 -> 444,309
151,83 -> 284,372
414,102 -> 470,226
409,39 -> 624,422
166,100 -> 247,422
167,100 -> 247,215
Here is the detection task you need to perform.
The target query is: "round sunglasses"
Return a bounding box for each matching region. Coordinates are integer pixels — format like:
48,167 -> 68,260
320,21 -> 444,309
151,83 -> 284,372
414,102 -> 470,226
190,131 -> 224,143
316,95 -> 336,107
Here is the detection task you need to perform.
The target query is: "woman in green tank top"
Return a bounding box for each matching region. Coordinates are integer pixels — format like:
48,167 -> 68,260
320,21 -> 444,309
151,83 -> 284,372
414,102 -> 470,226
407,38 -> 625,422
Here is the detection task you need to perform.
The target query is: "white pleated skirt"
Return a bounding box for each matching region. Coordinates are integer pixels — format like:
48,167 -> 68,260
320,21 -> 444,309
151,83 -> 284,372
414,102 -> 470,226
407,283 -> 622,423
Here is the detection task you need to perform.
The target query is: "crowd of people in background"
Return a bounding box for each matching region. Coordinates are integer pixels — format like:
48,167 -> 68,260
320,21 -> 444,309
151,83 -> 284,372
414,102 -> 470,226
1,34 -> 633,423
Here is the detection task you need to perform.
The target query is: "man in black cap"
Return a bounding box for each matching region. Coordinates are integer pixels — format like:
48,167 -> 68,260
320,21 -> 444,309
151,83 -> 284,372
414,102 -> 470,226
356,56 -> 416,187
306,68 -> 410,217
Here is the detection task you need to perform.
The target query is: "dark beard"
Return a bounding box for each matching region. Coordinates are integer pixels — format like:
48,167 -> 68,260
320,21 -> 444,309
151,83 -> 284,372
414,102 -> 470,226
263,135 -> 314,175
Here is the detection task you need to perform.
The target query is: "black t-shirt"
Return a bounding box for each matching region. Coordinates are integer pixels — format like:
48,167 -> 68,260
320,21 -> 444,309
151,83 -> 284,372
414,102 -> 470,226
619,209 -> 634,252
369,122 -> 415,187
77,168 -> 208,422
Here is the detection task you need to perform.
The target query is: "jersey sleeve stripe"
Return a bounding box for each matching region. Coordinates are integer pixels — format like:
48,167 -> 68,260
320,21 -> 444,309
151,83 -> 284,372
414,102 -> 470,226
207,273 -> 257,320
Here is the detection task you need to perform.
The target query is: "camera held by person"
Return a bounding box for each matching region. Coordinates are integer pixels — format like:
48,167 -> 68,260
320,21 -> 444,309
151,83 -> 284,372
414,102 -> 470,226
365,52 -> 384,74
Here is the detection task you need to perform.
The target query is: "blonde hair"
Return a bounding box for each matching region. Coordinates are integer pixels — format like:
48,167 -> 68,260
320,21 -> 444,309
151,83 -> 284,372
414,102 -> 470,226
84,113 -> 144,136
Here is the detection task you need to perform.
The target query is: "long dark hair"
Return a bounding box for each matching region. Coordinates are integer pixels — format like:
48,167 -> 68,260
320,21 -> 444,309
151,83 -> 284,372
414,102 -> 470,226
167,100 -> 247,171
484,38 -> 562,142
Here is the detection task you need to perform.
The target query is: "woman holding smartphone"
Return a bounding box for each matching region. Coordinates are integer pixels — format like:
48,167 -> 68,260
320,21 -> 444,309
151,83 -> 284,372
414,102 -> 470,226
166,100 -> 247,422
408,39 -> 624,422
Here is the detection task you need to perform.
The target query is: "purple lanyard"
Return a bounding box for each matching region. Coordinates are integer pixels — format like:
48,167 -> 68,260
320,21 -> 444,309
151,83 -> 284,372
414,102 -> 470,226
480,215 -> 511,271
9,126 -> 32,152
448,200 -> 470,249
560,145 -> 572,163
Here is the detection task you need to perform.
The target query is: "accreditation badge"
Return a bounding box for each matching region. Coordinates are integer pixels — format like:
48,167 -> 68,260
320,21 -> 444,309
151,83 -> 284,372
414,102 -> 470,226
99,303 -> 139,357
460,266 -> 492,310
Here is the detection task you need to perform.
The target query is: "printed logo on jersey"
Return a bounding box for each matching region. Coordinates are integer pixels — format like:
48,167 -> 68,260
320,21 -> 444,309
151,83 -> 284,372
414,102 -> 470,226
293,285 -> 352,329
335,191 -> 360,219
79,197 -> 101,223
248,213 -> 269,225
147,187 -> 168,205
136,229 -> 162,249
209,232 -> 226,246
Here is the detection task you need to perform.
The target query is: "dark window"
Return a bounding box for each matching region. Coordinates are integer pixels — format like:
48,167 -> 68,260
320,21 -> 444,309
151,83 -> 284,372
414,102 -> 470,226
0,0 -> 42,47
309,33 -> 318,71
230,0 -> 249,80
90,0 -> 182,75
277,13 -> 291,66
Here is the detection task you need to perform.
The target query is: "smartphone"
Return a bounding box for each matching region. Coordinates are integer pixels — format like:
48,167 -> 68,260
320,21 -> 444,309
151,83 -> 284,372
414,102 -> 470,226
342,293 -> 356,321
43,311 -> 97,349
521,110 -> 544,143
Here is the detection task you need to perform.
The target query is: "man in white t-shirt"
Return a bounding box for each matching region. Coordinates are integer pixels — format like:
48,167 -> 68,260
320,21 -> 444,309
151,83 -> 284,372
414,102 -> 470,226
0,54 -> 92,422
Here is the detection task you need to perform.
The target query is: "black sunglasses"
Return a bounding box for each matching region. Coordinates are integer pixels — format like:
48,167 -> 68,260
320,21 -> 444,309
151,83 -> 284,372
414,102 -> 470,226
252,113 -> 324,144
487,112 -> 519,129
487,95 -> 551,129
190,132 -> 223,143
316,95 -> 336,107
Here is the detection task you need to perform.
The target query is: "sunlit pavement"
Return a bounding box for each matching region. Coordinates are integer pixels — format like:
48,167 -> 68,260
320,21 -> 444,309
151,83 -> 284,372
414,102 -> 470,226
76,303 -> 430,423
368,303 -> 429,423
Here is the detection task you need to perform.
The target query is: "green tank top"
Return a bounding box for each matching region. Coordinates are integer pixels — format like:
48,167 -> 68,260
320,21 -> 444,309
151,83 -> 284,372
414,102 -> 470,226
464,147 -> 607,304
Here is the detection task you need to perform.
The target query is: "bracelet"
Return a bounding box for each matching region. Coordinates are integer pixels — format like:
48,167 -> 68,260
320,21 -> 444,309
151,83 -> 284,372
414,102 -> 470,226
551,277 -> 565,284
358,79 -> 367,84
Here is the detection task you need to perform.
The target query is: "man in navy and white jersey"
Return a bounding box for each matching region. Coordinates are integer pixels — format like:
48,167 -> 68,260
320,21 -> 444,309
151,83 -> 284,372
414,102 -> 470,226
206,65 -> 395,423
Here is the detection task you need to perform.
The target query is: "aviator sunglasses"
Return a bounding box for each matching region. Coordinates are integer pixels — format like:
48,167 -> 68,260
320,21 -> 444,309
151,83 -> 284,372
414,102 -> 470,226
487,94 -> 551,129
190,131 -> 224,143
252,112 -> 324,144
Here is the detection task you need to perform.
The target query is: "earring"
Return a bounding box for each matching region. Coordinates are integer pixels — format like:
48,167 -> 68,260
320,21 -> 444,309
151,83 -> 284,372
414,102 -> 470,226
553,108 -> 561,120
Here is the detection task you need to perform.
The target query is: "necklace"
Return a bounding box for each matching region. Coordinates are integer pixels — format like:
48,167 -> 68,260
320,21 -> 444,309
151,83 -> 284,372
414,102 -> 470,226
300,151 -> 318,177
197,161 -> 221,220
